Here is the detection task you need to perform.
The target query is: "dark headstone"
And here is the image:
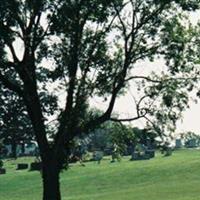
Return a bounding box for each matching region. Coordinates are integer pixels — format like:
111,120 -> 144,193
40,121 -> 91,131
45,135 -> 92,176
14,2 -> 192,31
143,153 -> 151,160
111,151 -> 121,163
145,150 -> 155,158
30,162 -> 42,171
175,139 -> 182,149
0,160 -> 3,169
186,139 -> 197,148
17,163 -> 29,170
130,150 -> 154,161
0,168 -> 6,175
130,151 -> 140,160
164,148 -> 172,156
92,151 -> 103,164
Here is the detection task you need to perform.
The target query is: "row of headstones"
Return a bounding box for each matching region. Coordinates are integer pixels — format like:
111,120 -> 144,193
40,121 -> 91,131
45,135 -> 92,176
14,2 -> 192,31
131,147 -> 173,161
0,149 -> 165,175
92,149 -> 157,163
17,162 -> 42,171
0,162 -> 42,175
130,149 -> 155,161
175,139 -> 198,148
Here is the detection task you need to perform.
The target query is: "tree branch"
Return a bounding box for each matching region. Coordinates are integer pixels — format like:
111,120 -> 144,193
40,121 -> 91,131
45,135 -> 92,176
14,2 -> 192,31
0,73 -> 24,96
125,75 -> 161,83
125,75 -> 200,83
6,43 -> 20,63
110,114 -> 146,122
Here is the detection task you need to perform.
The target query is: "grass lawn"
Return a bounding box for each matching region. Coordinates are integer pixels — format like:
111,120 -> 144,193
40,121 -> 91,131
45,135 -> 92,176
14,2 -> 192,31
0,149 -> 200,200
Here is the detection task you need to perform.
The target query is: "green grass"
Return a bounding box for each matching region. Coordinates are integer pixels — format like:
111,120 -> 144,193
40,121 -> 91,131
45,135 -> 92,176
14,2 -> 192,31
1,149 -> 200,200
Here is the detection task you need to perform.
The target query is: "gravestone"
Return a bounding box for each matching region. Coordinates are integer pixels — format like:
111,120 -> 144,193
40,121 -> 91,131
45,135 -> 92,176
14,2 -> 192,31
111,151 -> 121,162
0,159 -> 6,175
164,148 -> 172,156
17,163 -> 29,170
145,149 -> 155,158
0,168 -> 6,175
130,143 -> 155,161
130,151 -> 151,160
130,151 -> 140,160
186,139 -> 197,148
175,139 -> 182,149
30,162 -> 42,171
92,151 -> 103,164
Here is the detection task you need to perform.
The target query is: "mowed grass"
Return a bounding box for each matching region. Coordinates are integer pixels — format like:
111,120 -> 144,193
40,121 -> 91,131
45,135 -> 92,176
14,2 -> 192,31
1,149 -> 200,200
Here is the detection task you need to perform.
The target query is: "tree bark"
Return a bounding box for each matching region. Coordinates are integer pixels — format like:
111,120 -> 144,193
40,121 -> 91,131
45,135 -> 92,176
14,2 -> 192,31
11,141 -> 17,159
42,160 -> 61,200
21,143 -> 25,155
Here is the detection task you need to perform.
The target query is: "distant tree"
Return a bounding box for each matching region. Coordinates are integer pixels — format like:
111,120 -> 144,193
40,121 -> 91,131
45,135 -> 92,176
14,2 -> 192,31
0,1 -> 199,199
89,122 -> 158,156
87,122 -> 135,155
0,87 -> 33,158
87,129 -> 111,152
109,123 -> 135,154
140,78 -> 194,141
181,131 -> 200,147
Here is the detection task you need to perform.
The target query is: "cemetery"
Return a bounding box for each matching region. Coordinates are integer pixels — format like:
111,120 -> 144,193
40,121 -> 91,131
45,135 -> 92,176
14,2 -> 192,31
1,131 -> 199,176
0,130 -> 199,174
1,149 -> 200,200
0,127 -> 199,200
1,1 -> 200,200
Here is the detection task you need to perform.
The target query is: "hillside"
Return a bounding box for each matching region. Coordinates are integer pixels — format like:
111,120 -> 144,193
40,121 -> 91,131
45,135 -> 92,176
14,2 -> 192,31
0,149 -> 200,200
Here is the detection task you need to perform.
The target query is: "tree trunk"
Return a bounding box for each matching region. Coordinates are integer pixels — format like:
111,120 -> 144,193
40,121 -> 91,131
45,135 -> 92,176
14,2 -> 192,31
42,161 -> 61,200
11,141 -> 17,159
21,143 -> 25,155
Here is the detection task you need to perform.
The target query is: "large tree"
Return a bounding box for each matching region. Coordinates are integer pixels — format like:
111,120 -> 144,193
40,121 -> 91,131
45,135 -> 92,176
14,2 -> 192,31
0,0 -> 199,199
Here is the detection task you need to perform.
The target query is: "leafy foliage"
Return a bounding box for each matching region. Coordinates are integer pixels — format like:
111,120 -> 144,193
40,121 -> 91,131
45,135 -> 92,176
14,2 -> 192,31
0,87 -> 33,147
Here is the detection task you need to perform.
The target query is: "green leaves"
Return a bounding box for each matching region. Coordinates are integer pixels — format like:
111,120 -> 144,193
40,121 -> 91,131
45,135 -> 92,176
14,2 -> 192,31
175,0 -> 200,11
0,86 -> 34,145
